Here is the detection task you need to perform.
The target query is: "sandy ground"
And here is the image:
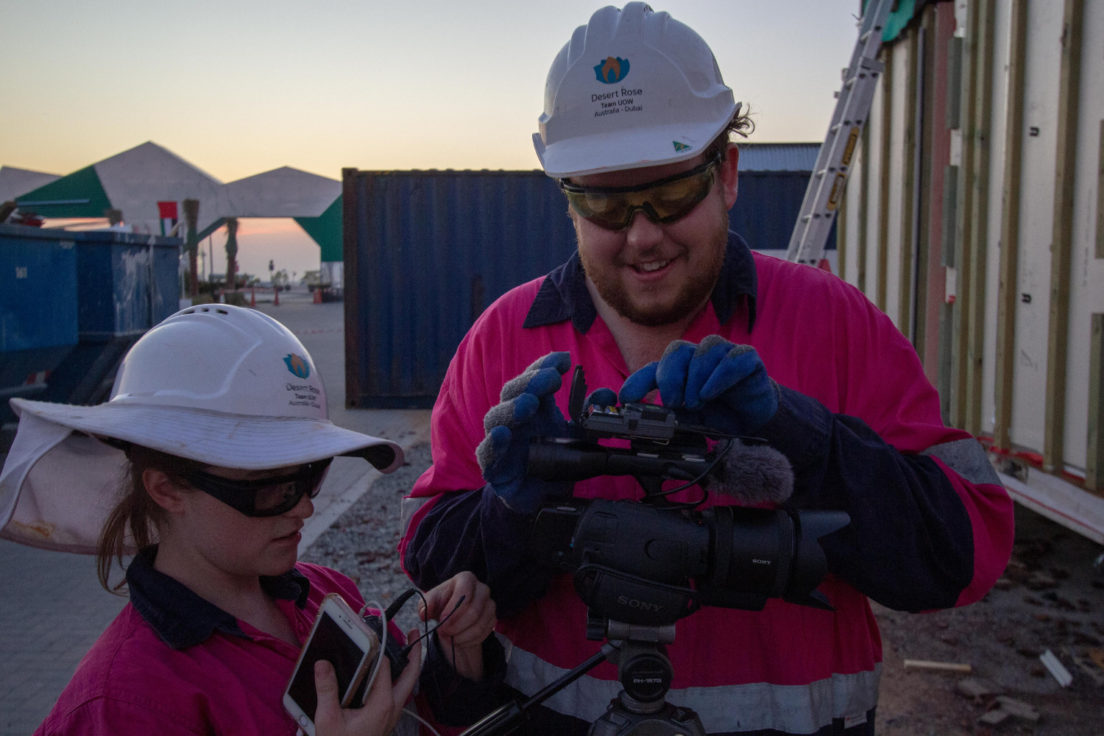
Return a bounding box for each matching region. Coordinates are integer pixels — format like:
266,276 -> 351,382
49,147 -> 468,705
874,503 -> 1104,735
304,446 -> 1104,734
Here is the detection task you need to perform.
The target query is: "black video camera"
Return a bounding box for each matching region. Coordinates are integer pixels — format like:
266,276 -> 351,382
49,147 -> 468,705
525,367 -> 849,628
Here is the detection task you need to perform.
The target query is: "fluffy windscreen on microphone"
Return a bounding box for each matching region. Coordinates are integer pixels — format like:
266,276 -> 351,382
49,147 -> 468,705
704,439 -> 794,504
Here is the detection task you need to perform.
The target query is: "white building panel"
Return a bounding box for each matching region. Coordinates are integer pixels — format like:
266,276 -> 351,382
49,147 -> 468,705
831,0 -> 1104,540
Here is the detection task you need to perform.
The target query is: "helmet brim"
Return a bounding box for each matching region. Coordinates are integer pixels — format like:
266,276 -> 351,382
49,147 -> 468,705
9,398 -> 403,472
0,398 -> 403,553
534,117 -> 731,179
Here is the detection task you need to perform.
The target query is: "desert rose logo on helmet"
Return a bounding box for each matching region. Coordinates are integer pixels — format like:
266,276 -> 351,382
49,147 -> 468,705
283,354 -> 321,409
594,56 -> 630,84
590,57 -> 644,119
285,380 -> 322,409
283,353 -> 310,379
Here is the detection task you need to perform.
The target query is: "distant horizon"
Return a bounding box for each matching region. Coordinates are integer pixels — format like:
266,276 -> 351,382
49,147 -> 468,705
1,136 -> 830,182
1,0 -> 865,277
6,136 -> 832,280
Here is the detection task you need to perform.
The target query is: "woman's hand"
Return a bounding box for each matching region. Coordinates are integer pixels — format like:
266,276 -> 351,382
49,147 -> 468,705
312,640 -> 421,736
421,571 -> 497,681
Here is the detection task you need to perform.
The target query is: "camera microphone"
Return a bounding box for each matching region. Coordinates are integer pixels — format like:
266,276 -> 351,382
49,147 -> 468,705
704,439 -> 794,505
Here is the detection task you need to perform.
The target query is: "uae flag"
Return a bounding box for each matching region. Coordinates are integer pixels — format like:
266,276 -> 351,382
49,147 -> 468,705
158,201 -> 178,236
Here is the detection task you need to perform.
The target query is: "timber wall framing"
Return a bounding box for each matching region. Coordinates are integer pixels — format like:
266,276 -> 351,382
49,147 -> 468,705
838,0 -> 1104,507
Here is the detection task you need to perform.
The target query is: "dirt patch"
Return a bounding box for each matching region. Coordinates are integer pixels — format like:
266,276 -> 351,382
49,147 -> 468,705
302,444 -> 435,633
875,504 -> 1104,735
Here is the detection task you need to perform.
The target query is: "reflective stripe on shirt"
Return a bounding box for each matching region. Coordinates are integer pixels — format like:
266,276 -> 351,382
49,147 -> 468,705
922,438 -> 1001,486
401,495 -> 431,538
503,640 -> 881,733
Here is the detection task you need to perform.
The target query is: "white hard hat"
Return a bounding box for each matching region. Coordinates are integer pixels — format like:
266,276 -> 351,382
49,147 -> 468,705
533,2 -> 737,178
0,304 -> 402,551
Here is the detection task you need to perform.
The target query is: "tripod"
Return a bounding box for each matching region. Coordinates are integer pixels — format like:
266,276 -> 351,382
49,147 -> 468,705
459,614 -> 705,736
587,617 -> 705,736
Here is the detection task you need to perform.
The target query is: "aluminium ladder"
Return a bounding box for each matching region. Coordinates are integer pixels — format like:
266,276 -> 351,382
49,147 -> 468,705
786,0 -> 895,267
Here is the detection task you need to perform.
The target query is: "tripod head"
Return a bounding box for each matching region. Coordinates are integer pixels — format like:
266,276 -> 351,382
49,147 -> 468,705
585,617 -> 705,736
458,613 -> 705,736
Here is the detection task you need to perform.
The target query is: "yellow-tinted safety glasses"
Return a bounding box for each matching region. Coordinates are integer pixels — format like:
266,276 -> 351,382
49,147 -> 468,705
559,154 -> 721,231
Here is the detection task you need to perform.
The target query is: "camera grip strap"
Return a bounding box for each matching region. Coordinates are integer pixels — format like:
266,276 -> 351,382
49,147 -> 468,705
574,564 -> 698,627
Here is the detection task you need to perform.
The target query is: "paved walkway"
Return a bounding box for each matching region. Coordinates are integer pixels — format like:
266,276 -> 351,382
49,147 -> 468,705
0,290 -> 431,735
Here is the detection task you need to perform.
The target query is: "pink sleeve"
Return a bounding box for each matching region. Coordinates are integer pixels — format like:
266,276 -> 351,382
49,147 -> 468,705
929,458 -> 1015,606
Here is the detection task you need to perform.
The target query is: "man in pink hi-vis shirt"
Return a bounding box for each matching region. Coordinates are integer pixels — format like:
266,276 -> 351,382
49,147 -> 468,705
399,4 -> 1014,735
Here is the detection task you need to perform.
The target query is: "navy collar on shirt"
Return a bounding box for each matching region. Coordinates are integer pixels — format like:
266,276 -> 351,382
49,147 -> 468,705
125,546 -> 311,649
523,231 -> 758,333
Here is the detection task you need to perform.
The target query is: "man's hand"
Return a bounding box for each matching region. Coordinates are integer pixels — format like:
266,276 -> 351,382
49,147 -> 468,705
619,335 -> 778,436
420,571 -> 497,681
476,352 -> 574,514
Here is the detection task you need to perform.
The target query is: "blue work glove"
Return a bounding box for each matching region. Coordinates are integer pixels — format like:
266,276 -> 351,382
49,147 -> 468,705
476,352 -> 574,514
618,335 -> 779,436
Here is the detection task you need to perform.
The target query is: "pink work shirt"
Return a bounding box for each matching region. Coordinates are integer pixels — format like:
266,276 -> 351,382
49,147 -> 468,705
34,562 -> 362,736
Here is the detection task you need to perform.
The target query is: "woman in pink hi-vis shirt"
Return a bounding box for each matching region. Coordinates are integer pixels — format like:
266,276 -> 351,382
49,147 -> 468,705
2,306 -> 505,736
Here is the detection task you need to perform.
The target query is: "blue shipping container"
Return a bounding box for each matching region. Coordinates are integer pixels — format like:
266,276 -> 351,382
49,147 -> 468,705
1,224 -> 182,419
0,225 -> 80,407
72,228 -> 181,338
731,171 -> 836,253
342,162 -> 823,408
343,169 -> 577,408
0,224 -> 79,352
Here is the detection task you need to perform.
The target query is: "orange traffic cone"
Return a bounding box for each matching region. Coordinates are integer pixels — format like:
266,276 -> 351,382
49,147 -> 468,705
313,288 -> 322,304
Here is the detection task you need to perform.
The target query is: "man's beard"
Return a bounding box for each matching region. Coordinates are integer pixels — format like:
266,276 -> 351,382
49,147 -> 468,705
582,214 -> 728,327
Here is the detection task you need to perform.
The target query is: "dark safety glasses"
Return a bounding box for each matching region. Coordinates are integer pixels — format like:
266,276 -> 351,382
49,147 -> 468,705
181,459 -> 333,517
559,154 -> 721,231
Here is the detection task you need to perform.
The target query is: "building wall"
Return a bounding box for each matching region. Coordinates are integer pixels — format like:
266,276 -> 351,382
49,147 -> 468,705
838,0 -> 1104,536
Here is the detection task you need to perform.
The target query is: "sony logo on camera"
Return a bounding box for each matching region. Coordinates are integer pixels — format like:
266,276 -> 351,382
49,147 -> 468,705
616,595 -> 664,614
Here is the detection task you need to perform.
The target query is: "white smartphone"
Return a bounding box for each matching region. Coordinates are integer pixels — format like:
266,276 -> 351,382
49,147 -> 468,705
283,593 -> 381,735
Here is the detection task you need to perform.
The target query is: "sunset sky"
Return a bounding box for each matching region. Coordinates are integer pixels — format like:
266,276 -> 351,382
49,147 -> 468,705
1,0 -> 864,278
